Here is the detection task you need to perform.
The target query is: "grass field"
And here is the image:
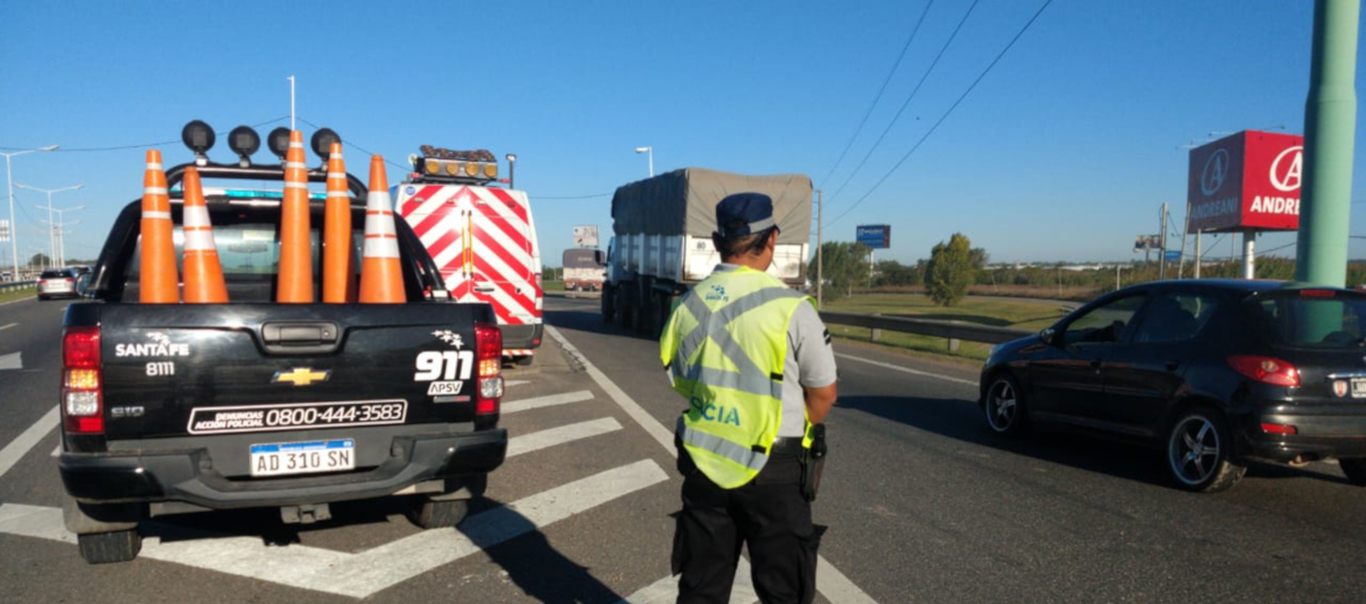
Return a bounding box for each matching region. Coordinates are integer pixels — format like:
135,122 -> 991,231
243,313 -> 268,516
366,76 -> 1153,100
542,280 -> 565,293
0,285 -> 36,304
820,293 -> 1076,363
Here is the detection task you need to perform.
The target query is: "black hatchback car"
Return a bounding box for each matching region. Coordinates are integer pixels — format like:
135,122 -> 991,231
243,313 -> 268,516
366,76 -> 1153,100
979,279 -> 1366,493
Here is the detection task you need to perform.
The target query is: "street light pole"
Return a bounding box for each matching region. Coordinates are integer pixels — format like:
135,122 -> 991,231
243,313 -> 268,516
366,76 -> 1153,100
505,153 -> 517,190
46,205 -> 85,267
17,182 -> 82,269
635,146 -> 653,178
1,145 -> 58,279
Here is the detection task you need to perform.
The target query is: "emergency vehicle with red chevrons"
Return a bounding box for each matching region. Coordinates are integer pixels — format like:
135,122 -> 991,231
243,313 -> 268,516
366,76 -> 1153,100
396,147 -> 543,365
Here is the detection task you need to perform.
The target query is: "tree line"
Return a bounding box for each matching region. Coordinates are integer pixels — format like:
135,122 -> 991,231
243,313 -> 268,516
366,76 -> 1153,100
810,235 -> 1366,306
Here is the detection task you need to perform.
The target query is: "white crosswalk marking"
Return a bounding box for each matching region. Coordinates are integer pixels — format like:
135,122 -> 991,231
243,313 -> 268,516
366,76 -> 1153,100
543,325 -> 881,604
507,417 -> 622,458
0,352 -> 21,370
0,406 -> 57,479
0,459 -> 669,599
502,389 -> 595,414
619,559 -> 758,604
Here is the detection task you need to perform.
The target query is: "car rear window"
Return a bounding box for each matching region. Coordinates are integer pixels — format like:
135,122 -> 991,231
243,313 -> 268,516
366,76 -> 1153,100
1247,291 -> 1366,349
40,269 -> 69,279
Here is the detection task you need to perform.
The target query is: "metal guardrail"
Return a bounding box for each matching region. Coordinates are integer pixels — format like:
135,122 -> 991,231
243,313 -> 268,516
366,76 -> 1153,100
818,311 -> 1034,351
0,280 -> 37,294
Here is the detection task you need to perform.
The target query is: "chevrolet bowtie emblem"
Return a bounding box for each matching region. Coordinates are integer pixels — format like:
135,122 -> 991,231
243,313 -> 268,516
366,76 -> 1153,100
272,368 -> 332,387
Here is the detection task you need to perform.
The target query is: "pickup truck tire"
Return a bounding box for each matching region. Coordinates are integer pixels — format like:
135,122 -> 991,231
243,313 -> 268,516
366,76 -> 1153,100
77,529 -> 142,564
516,355 -> 534,367
407,497 -> 469,529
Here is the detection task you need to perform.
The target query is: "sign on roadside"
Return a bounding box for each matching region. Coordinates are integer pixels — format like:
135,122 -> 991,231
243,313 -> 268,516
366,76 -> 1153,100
856,224 -> 890,249
573,225 -> 598,248
1187,130 -> 1303,232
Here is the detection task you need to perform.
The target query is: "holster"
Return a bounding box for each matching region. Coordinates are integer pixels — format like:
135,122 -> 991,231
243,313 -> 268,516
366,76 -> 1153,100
800,424 -> 827,502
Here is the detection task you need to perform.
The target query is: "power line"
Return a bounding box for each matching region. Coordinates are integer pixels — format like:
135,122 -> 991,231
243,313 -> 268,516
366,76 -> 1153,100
296,116 -> 411,173
538,193 -> 612,200
826,0 -> 979,207
828,0 -> 1054,227
0,116 -> 292,152
818,0 -> 936,190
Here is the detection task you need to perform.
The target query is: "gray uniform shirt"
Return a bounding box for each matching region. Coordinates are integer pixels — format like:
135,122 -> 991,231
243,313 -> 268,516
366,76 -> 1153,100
708,264 -> 838,438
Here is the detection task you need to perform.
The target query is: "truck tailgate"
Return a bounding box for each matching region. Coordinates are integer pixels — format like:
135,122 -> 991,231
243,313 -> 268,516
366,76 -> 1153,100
94,303 -> 492,441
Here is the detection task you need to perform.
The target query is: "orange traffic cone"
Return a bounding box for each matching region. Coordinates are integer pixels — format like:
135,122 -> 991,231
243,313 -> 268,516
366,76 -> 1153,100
358,155 -> 405,303
139,149 -> 179,303
180,167 -> 228,303
276,130 -> 314,303
322,142 -> 356,303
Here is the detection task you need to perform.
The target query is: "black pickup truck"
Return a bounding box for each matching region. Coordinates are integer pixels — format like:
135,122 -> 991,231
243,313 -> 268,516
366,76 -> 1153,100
58,145 -> 507,564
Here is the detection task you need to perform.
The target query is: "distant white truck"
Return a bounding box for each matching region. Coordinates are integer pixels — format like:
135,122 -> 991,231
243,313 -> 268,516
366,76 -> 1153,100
562,248 -> 605,292
601,167 -> 812,335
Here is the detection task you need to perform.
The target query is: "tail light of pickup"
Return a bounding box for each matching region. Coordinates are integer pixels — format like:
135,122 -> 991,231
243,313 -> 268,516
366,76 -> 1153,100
475,322 -> 504,416
63,326 -> 104,434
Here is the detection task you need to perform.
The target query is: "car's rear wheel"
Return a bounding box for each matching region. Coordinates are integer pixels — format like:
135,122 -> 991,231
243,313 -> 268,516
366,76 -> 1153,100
1339,459 -> 1366,486
1165,408 -> 1245,493
77,529 -> 141,564
407,497 -> 469,529
983,374 -> 1028,436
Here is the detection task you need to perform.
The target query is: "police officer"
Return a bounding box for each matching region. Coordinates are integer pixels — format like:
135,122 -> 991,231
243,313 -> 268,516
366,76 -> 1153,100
661,192 -> 838,604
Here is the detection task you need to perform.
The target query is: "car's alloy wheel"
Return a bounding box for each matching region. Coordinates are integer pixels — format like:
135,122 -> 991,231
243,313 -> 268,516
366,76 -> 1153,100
1166,409 -> 1245,492
984,375 -> 1026,435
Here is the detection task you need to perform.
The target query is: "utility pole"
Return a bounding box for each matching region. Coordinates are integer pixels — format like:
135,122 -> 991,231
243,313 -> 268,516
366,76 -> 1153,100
1177,200 -> 1191,278
1158,203 -> 1169,280
1194,230 -> 1202,278
1242,229 -> 1256,279
816,189 -> 823,309
1295,0 -> 1359,288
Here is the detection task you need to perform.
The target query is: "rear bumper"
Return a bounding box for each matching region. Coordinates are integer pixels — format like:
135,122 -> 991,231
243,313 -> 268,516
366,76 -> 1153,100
500,323 -> 543,353
1237,408 -> 1366,461
59,427 -> 506,509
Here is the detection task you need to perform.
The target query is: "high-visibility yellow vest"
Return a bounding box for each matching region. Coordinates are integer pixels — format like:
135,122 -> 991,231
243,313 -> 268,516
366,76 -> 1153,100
660,266 -> 814,489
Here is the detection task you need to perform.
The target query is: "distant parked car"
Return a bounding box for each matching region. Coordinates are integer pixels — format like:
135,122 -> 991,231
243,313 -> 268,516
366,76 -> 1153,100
979,279 -> 1366,493
37,268 -> 79,300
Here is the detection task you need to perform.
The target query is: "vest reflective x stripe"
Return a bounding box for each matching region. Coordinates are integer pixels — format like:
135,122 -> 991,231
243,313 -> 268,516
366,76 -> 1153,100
660,266 -> 812,489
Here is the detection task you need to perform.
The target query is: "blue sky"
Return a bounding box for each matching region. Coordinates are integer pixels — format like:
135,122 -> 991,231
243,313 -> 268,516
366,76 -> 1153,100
1,0 -> 1363,267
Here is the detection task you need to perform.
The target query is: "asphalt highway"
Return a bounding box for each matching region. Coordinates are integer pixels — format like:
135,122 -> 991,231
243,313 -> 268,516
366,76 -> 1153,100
0,293 -> 1362,603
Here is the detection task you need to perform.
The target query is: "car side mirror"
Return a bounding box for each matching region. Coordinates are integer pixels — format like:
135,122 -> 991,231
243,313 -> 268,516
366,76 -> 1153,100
1040,327 -> 1056,345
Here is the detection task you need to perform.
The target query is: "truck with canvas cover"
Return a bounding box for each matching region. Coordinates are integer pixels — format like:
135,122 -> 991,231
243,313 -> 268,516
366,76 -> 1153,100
562,248 -> 606,292
601,167 -> 811,335
58,123 -> 507,564
396,146 -> 544,366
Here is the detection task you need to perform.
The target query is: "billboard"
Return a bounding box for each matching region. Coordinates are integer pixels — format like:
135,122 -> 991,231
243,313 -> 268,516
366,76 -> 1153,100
856,224 -> 890,249
1133,234 -> 1161,251
572,225 -> 599,248
1187,130 -> 1303,232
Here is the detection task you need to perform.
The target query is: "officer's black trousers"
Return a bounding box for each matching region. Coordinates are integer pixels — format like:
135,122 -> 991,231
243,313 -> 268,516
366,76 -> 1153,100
673,449 -> 819,604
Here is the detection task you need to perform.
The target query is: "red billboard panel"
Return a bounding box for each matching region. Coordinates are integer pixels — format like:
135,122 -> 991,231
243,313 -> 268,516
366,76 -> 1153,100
1186,130 -> 1303,232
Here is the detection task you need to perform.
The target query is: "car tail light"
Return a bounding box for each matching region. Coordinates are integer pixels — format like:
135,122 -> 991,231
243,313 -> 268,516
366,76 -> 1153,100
474,322 -> 504,415
1228,355 -> 1300,387
1261,422 -> 1298,435
1299,289 -> 1337,299
62,326 -> 104,434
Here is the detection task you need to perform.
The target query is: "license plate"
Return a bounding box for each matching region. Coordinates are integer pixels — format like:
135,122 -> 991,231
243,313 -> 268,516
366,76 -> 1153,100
249,439 -> 355,477
1352,378 -> 1366,398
